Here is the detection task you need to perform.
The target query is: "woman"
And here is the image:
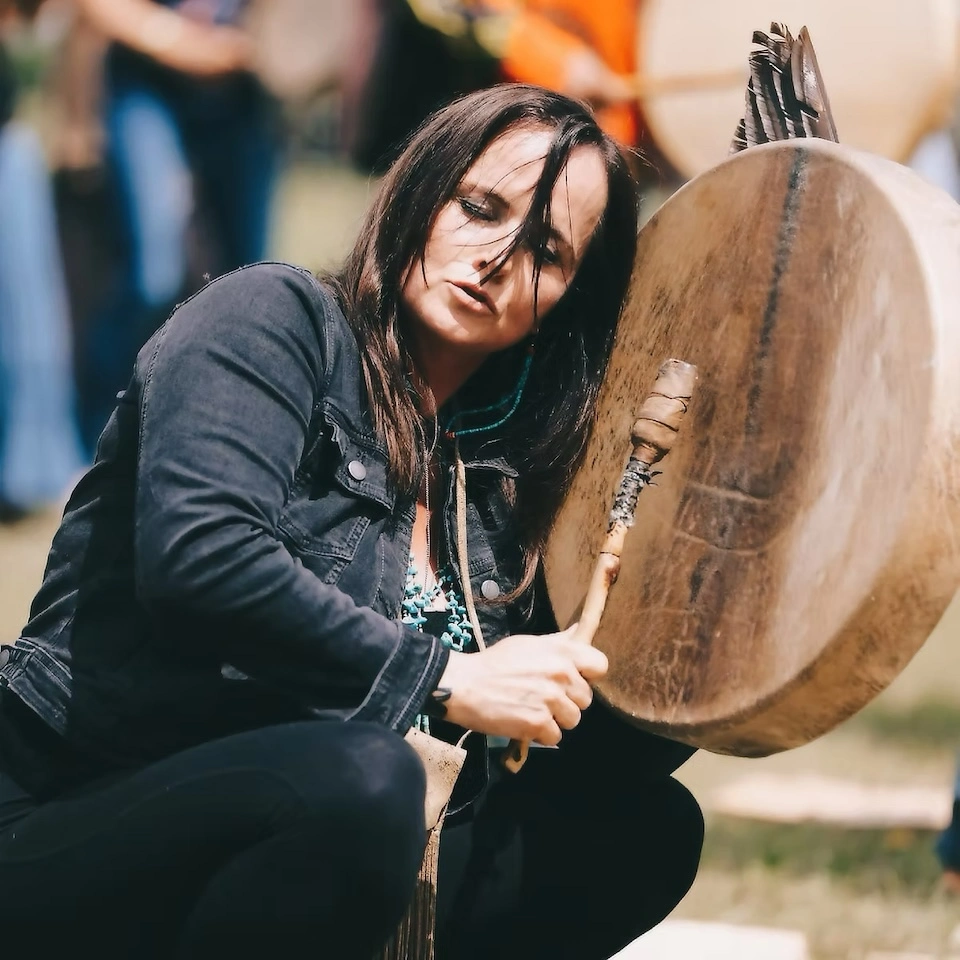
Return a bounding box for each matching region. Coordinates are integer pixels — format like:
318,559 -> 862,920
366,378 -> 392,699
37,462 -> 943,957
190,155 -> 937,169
343,0 -> 638,173
0,10 -> 86,519
0,85 -> 702,959
73,0 -> 281,450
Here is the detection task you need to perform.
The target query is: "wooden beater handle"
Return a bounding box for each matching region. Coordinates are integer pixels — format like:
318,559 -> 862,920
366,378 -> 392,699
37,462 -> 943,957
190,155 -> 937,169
502,359 -> 697,774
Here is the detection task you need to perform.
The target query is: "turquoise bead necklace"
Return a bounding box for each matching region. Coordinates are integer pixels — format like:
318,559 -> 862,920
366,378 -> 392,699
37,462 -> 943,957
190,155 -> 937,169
401,343 -> 533,733
403,558 -> 474,735
401,555 -> 473,652
403,424 -> 473,732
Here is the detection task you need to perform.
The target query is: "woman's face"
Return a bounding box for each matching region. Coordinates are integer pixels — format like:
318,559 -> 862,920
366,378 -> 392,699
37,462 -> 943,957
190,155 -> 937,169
402,126 -> 609,366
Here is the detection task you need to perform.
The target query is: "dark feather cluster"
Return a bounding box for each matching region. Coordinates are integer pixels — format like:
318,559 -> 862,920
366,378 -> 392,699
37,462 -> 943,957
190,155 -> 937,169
731,22 -> 840,152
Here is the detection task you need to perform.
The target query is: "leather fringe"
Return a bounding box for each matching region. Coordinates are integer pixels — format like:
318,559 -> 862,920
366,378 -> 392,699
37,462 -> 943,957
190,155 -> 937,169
377,817 -> 445,960
376,442 -> 480,959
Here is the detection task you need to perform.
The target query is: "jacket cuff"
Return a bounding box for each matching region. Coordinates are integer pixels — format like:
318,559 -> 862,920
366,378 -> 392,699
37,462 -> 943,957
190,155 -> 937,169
348,623 -> 450,733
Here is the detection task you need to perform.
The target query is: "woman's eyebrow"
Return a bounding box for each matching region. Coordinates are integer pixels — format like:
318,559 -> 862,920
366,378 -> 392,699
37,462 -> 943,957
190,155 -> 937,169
548,223 -> 573,255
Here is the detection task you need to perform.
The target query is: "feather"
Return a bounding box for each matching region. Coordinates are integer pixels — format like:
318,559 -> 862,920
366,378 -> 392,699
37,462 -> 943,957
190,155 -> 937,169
731,23 -> 839,152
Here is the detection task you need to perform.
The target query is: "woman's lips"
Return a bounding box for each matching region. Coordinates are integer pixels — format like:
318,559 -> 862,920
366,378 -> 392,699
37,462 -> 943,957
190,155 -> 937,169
449,281 -> 496,315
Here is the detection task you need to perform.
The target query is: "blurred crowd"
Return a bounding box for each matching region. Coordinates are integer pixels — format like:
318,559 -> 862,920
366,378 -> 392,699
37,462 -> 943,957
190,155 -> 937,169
0,0 -> 957,523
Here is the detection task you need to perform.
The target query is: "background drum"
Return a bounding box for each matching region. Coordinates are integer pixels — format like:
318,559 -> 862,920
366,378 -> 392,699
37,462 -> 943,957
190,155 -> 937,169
246,0 -> 359,102
636,0 -> 959,180
545,138 -> 960,757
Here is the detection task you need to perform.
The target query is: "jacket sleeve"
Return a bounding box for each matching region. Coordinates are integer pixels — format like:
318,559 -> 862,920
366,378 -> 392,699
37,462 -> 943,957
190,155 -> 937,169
483,2 -> 591,93
132,263 -> 447,732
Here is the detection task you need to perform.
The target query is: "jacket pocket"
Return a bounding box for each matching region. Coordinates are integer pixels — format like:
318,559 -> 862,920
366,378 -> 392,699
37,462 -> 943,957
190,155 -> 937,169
276,418 -> 394,586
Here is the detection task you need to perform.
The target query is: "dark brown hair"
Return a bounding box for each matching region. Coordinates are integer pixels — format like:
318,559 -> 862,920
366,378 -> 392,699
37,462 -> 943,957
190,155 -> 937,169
4,0 -> 45,16
325,84 -> 639,598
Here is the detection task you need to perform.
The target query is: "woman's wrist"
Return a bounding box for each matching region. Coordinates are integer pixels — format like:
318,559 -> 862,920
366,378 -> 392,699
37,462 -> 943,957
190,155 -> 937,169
432,649 -> 470,725
421,684 -> 452,719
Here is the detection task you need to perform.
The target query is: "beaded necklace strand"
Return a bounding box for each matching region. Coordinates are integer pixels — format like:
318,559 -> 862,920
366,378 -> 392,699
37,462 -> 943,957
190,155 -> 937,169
401,555 -> 473,650
402,555 -> 473,734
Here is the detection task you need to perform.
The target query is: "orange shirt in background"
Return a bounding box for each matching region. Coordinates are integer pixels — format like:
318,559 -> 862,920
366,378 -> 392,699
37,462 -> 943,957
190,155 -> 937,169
486,0 -> 640,145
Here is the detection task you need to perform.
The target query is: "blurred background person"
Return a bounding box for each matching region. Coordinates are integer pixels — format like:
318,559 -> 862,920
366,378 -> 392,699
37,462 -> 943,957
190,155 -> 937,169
73,0 -> 283,451
341,0 -> 641,174
909,127 -> 960,201
48,7 -> 115,416
908,0 -> 960,203
476,0 -> 638,144
926,0 -> 960,893
346,1 -> 960,204
340,0 -> 498,173
0,0 -> 85,521
937,767 -> 960,892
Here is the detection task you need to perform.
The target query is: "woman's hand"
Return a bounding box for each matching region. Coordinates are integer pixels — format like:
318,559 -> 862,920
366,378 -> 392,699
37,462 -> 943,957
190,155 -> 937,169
137,18 -> 254,77
436,626 -> 609,745
562,49 -> 635,110
76,0 -> 253,77
165,18 -> 253,77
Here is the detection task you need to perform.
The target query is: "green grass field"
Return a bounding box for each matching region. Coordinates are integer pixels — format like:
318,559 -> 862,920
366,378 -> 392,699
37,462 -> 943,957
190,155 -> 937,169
3,158 -> 960,959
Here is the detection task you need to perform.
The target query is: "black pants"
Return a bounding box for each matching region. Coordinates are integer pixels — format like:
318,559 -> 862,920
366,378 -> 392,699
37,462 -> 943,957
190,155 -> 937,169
0,719 -> 702,960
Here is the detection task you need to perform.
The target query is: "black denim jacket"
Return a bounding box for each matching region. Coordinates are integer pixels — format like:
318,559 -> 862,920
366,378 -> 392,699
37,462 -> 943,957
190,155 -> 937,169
0,264 -> 547,784
0,262 -> 697,800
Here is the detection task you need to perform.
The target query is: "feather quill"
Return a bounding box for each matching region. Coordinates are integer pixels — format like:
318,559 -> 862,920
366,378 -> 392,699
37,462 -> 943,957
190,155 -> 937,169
732,23 -> 839,152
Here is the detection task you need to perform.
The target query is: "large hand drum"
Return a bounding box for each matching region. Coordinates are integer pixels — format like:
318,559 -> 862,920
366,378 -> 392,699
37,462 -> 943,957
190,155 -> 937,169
637,0 -> 959,179
545,139 -> 960,756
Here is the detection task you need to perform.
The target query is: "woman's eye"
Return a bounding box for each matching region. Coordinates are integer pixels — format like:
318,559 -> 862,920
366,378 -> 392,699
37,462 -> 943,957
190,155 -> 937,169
527,237 -> 562,266
458,196 -> 495,221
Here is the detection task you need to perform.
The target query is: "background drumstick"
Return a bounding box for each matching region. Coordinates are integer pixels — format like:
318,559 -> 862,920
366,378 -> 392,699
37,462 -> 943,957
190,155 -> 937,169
502,359 -> 697,774
632,69 -> 748,99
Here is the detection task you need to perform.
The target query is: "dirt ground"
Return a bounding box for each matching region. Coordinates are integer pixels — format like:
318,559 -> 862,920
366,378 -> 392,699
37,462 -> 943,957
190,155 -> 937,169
2,159 -> 959,959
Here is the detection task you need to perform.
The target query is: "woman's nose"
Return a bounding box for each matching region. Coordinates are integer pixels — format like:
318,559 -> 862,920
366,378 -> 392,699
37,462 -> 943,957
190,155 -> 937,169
472,244 -> 509,278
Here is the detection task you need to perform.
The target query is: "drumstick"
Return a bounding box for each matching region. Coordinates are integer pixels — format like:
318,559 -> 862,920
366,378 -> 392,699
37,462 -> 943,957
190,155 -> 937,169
501,359 -> 697,774
632,69 -> 749,100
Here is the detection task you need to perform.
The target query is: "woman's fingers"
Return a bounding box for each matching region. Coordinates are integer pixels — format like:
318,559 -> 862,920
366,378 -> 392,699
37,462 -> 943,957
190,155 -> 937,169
551,692 -> 583,732
438,630 -> 609,741
557,633 -> 609,682
566,671 -> 594,710
531,715 -> 564,747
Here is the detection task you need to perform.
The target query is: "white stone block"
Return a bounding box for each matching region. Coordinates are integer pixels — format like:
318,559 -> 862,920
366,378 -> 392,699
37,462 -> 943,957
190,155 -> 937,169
709,773 -> 951,829
864,953 -> 938,960
613,919 -> 809,960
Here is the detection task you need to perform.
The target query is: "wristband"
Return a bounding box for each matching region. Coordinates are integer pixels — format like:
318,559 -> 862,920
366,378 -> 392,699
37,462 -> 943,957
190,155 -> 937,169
422,686 -> 452,719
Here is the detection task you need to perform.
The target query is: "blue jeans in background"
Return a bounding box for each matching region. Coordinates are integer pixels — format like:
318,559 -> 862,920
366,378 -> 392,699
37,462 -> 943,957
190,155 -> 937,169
908,128 -> 960,202
0,123 -> 85,515
80,81 -> 281,451
937,761 -> 960,871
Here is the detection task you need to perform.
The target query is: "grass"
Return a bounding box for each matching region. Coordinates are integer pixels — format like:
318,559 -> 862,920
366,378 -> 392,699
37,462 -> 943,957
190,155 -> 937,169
702,817 -> 944,899
851,702 -> 960,751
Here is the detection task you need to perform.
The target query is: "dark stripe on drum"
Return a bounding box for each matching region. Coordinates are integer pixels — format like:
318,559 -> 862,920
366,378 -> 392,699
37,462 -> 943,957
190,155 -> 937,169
744,147 -> 808,437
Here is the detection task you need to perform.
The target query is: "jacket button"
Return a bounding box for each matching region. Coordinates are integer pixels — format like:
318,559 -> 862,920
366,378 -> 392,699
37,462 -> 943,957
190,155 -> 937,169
480,579 -> 500,600
347,459 -> 367,481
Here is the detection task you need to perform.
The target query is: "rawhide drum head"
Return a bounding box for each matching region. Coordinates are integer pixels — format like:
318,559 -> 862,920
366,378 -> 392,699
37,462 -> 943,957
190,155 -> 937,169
545,139 -> 960,756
